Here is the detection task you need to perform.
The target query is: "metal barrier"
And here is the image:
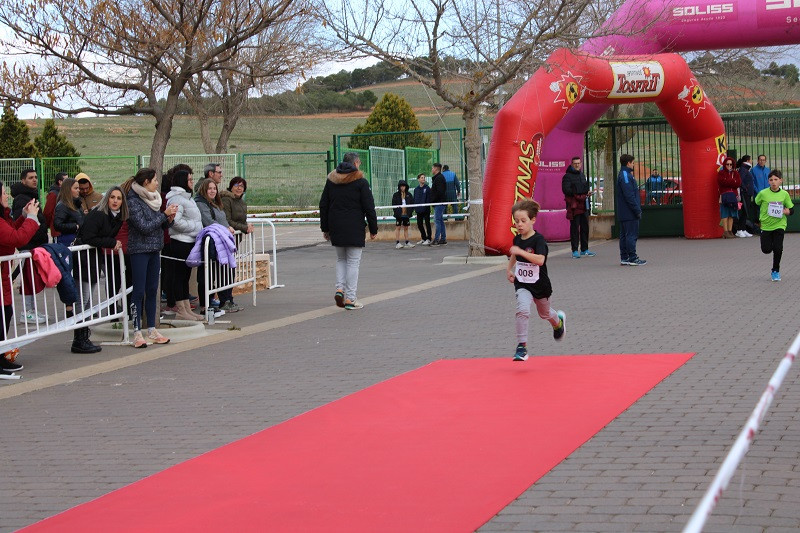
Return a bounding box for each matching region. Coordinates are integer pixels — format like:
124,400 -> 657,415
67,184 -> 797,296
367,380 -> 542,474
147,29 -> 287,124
248,220 -> 284,289
200,231 -> 257,325
0,246 -> 130,356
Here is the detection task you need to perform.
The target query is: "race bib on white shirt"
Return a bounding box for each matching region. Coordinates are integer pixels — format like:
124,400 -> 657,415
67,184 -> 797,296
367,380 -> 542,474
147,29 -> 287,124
515,260 -> 539,284
768,202 -> 783,218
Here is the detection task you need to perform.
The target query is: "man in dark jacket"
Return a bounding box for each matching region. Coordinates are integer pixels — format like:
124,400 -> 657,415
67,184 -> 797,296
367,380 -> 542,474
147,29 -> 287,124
562,156 -> 594,258
11,168 -> 50,324
430,162 -> 447,245
11,169 -> 49,250
615,154 -> 646,266
319,152 -> 378,310
413,174 -> 432,245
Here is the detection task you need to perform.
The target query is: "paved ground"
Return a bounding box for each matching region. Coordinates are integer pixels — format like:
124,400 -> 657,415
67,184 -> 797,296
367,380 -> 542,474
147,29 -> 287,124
2,232 -> 800,532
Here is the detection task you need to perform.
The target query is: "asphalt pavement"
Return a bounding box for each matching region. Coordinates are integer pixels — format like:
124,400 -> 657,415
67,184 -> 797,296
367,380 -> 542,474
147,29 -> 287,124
2,232 -> 800,532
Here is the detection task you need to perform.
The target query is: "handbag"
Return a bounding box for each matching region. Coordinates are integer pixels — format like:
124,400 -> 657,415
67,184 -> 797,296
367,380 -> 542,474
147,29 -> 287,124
721,191 -> 738,207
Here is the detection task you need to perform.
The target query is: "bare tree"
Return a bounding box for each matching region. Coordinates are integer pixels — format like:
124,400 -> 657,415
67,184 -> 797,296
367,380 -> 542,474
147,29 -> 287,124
0,0 -> 310,174
183,20 -> 323,154
319,0 -> 606,255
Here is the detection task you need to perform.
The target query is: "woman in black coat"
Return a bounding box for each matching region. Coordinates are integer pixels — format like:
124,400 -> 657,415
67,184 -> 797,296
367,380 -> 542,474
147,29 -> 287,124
53,178 -> 84,246
71,186 -> 127,354
319,152 -> 378,310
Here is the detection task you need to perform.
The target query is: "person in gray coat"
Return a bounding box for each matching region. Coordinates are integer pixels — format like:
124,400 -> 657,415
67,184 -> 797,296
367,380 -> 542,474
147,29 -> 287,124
194,179 -> 234,314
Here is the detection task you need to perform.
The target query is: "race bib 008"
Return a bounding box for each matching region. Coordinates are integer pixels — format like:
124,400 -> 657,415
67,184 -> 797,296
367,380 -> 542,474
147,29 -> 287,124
515,260 -> 539,284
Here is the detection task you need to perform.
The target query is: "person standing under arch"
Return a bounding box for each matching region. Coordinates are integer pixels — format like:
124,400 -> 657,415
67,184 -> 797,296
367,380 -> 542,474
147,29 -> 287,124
616,154 -> 645,266
561,156 -> 595,258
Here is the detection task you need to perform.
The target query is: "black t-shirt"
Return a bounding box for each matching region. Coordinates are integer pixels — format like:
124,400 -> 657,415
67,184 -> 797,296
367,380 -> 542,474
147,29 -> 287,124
512,232 -> 552,298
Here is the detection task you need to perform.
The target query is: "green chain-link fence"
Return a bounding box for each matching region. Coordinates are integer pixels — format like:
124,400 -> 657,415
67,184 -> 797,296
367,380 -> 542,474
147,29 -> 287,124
39,156 -> 139,194
240,152 -> 331,209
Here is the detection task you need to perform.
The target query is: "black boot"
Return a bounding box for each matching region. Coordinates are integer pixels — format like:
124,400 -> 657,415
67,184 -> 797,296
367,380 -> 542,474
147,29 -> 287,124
71,327 -> 102,354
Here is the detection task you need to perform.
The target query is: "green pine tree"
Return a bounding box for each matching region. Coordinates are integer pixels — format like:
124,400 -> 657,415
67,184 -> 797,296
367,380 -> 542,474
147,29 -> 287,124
34,119 -> 81,158
349,93 -> 432,150
0,107 -> 39,159
34,119 -> 82,180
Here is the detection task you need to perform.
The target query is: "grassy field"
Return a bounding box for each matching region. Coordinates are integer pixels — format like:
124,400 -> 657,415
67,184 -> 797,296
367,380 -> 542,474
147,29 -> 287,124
24,79 -> 490,158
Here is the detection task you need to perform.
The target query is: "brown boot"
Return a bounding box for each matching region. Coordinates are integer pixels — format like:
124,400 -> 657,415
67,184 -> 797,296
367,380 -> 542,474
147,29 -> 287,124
175,300 -> 202,321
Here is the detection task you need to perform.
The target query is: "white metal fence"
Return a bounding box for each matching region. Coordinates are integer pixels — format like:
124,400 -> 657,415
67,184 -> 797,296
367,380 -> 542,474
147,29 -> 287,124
200,230 -> 257,324
0,158 -> 36,187
0,245 -> 130,356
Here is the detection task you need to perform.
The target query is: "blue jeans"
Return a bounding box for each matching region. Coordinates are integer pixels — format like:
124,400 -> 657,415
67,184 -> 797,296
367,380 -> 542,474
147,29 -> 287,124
619,219 -> 640,262
433,205 -> 446,242
129,251 -> 160,330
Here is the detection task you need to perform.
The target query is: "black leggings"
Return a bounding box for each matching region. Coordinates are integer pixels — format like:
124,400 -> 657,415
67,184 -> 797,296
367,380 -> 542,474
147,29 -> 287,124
168,240 -> 195,301
760,229 -> 784,272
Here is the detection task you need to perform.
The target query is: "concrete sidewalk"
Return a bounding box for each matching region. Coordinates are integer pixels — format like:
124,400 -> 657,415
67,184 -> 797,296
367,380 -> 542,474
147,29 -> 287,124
2,234 -> 800,532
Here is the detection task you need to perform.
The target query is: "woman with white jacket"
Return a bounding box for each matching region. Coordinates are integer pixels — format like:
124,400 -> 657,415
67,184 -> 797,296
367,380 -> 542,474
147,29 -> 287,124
166,170 -> 204,321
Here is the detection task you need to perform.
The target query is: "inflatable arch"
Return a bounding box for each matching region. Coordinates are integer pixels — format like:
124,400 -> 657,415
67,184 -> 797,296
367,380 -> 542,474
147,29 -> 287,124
484,49 -> 724,254
483,0 -> 800,254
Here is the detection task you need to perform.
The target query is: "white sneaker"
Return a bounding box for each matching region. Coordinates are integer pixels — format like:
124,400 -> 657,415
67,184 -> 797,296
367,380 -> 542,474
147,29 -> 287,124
416,240 -> 425,245
395,242 -> 404,249
404,242 -> 415,248
735,230 -> 746,238
19,312 -> 46,324
423,239 -> 431,245
744,231 -> 753,237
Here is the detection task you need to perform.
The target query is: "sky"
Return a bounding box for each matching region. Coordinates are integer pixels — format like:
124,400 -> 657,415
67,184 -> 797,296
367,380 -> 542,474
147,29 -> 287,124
15,57 -> 382,120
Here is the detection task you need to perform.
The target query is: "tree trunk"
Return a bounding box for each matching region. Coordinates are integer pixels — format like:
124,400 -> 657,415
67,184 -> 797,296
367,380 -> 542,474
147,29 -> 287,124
463,107 -> 486,257
214,84 -> 248,154
148,91 -> 181,176
198,112 -> 214,154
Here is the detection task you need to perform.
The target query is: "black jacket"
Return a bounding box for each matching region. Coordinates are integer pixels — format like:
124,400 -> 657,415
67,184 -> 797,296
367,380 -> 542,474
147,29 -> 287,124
391,181 -> 414,218
561,165 -> 590,196
10,182 -> 48,249
53,198 -> 85,236
431,172 -> 447,202
74,209 -> 123,283
319,162 -> 378,248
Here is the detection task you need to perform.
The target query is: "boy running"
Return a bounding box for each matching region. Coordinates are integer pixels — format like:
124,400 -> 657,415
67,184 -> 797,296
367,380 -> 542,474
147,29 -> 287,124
506,200 -> 566,361
755,169 -> 794,281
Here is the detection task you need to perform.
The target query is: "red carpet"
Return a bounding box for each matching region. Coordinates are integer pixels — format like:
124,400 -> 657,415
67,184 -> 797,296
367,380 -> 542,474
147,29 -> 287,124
25,353 -> 694,532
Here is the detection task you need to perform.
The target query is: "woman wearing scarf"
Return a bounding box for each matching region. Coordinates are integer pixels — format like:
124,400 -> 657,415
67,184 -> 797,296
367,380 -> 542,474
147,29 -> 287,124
124,168 -> 178,348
